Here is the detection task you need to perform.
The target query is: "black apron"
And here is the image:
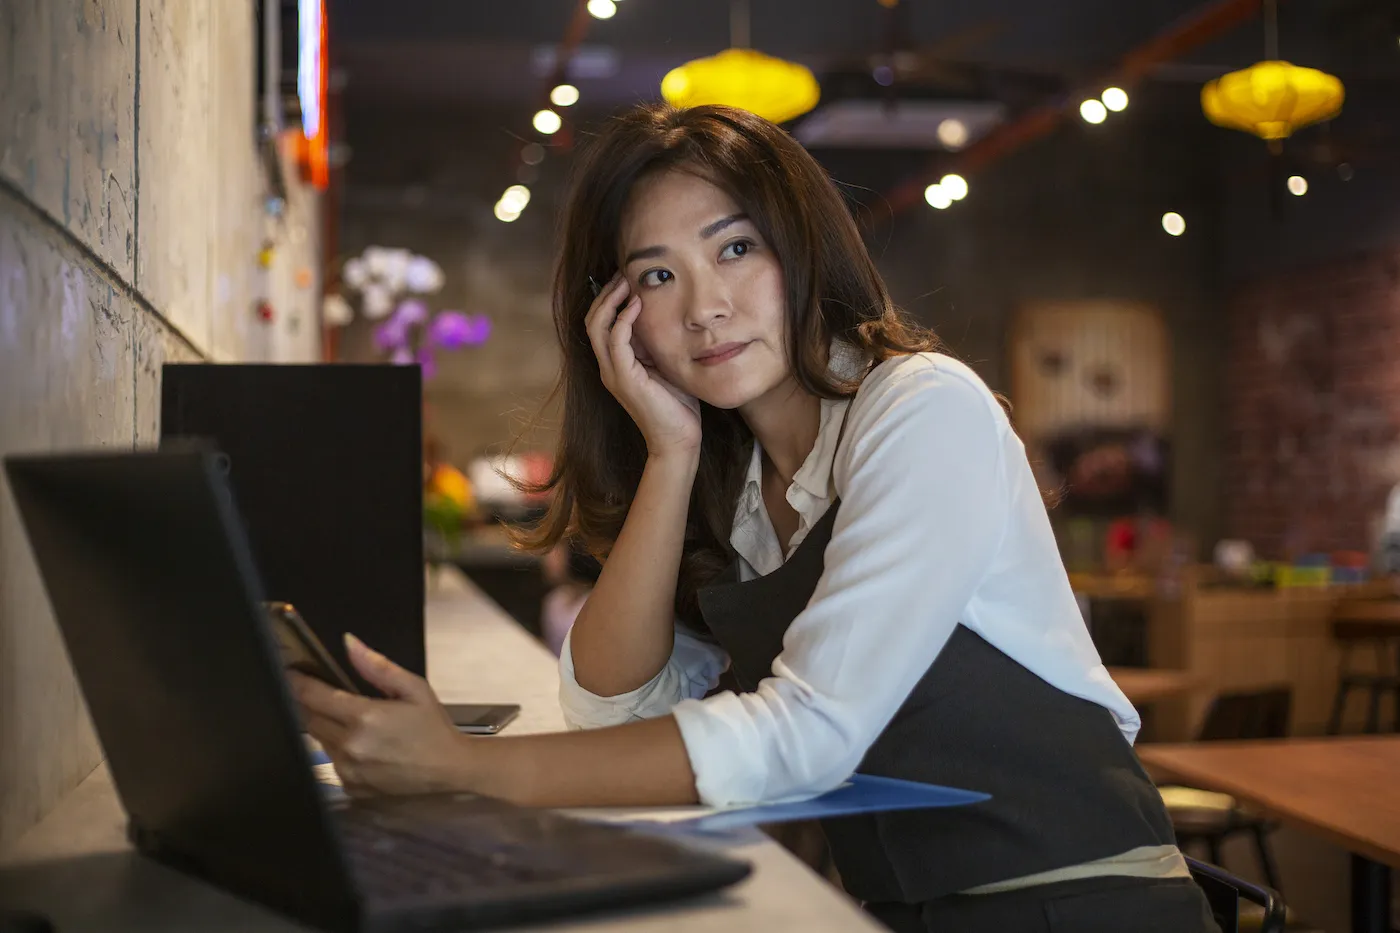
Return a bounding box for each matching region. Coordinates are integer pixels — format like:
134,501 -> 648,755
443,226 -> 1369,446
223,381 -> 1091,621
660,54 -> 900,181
694,500 -> 1177,905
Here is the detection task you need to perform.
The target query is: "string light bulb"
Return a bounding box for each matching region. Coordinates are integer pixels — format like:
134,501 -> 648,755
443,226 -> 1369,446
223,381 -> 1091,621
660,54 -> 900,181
924,184 -> 952,210
1162,212 -> 1186,236
533,109 -> 562,135
499,185 -> 530,213
937,118 -> 969,149
939,174 -> 968,201
1102,87 -> 1129,112
587,0 -> 616,19
1080,99 -> 1108,124
1287,175 -> 1308,196
550,84 -> 579,107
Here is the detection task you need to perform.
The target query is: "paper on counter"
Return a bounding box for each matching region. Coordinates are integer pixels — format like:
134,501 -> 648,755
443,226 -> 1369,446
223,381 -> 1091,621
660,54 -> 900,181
566,774 -> 989,831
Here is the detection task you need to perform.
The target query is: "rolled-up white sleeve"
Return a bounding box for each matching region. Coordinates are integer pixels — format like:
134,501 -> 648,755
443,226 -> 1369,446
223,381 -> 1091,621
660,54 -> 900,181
671,357 -> 1011,806
558,623 -> 729,730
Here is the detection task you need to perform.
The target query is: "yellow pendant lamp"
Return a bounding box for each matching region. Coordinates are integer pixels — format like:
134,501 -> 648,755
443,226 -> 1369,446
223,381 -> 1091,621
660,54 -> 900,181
660,0 -> 820,125
1200,0 -> 1343,142
1202,61 -> 1344,140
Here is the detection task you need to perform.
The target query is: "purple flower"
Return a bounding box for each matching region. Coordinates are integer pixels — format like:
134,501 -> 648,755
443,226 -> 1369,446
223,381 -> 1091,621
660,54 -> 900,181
416,348 -> 438,380
464,314 -> 492,345
374,316 -> 410,351
429,311 -> 491,349
395,299 -> 429,326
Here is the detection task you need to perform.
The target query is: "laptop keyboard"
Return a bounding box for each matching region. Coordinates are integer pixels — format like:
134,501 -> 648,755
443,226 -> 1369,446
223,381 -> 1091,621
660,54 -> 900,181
338,815 -> 568,900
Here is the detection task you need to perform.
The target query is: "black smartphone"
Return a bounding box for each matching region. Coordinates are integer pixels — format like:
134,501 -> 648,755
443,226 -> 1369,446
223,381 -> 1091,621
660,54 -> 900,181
446,703 -> 521,735
263,601 -> 362,695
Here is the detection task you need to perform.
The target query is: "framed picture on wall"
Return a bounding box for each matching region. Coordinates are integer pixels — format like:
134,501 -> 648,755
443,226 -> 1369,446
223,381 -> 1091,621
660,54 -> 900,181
1010,301 -> 1171,517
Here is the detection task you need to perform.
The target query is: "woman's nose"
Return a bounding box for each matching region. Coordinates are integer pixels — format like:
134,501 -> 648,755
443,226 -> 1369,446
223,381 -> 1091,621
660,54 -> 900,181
684,275 -> 732,330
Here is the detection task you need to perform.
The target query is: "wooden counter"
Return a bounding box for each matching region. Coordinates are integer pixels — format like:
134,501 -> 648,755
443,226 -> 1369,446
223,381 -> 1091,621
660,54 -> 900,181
1143,571 -> 1393,740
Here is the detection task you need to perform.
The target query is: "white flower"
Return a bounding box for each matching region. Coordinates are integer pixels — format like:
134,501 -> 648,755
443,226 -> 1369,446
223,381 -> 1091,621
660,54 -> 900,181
405,255 -> 444,293
361,283 -> 394,320
342,258 -> 368,290
322,293 -> 354,327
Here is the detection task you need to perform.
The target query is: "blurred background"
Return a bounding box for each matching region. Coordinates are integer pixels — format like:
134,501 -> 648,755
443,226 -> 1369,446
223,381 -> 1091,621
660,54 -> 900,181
4,1 -> 1400,928
327,0 -> 1400,576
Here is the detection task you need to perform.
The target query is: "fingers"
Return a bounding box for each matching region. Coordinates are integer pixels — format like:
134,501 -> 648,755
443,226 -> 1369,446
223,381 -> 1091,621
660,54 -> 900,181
288,670 -> 371,726
584,275 -> 631,381
301,710 -> 350,749
609,295 -> 645,370
344,633 -> 434,703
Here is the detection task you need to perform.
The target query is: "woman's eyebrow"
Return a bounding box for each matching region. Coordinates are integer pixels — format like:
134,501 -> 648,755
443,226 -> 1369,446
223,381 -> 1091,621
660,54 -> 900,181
623,213 -> 749,266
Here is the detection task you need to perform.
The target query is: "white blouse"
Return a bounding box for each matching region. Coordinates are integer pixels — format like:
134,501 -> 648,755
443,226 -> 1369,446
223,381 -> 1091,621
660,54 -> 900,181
558,352 -> 1139,808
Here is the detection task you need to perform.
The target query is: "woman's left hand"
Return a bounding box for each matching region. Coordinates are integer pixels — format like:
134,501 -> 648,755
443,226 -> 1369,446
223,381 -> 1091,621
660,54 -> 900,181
291,633 -> 471,797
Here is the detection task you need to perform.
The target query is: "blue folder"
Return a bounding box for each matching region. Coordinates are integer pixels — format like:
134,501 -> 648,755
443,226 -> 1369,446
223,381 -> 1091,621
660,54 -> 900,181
309,750 -> 987,828
678,774 -> 989,831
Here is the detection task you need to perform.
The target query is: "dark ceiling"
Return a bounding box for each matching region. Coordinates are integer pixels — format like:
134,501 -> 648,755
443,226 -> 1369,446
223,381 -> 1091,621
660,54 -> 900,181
331,0 -> 1400,111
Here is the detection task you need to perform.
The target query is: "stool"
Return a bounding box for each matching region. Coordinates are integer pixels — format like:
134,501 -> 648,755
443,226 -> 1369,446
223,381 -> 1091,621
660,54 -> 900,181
1326,619 -> 1400,735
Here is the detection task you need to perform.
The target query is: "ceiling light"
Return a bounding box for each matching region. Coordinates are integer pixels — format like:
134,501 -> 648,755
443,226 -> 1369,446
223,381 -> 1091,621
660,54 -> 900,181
937,118 -> 969,149
939,174 -> 968,201
924,184 -> 952,210
533,109 -> 562,135
1162,212 -> 1186,236
1102,87 -> 1129,112
1202,62 -> 1343,142
587,0 -> 616,20
661,49 -> 820,125
494,200 -> 521,223
1287,175 -> 1308,196
550,84 -> 579,107
1080,99 -> 1107,124
500,185 -> 531,213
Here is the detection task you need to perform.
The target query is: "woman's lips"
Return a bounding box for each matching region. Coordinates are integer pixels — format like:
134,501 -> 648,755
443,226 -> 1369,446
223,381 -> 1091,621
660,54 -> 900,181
694,342 -> 750,366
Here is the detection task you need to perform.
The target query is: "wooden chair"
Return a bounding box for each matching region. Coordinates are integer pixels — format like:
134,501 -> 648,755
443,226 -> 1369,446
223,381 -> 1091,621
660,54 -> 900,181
1326,617 -> 1400,735
1159,688 -> 1292,893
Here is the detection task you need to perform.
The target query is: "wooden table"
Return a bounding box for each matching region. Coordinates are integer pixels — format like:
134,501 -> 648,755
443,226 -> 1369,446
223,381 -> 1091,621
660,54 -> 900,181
1108,667 -> 1197,706
1138,736 -> 1400,933
1333,599 -> 1400,628
0,569 -> 881,933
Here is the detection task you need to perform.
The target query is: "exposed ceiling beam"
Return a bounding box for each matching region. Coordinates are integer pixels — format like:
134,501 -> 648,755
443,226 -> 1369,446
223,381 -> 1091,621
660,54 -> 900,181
879,0 -> 1268,218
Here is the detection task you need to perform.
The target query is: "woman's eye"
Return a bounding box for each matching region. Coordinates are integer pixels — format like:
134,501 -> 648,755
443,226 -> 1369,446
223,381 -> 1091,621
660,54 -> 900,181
720,239 -> 753,260
639,269 -> 673,287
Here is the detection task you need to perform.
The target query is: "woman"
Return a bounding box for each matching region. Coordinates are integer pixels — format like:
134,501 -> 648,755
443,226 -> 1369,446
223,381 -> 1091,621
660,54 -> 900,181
293,103 -> 1217,932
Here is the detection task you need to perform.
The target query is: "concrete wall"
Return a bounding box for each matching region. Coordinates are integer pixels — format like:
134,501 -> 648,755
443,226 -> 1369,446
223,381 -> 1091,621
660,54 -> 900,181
0,0 -> 322,848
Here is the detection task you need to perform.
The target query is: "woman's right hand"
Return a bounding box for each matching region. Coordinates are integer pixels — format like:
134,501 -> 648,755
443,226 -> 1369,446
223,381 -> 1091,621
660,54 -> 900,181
585,274 -> 702,459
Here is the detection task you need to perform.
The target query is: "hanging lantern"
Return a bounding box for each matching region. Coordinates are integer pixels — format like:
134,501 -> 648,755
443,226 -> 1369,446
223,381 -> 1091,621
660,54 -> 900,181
661,48 -> 820,125
1201,60 -> 1343,141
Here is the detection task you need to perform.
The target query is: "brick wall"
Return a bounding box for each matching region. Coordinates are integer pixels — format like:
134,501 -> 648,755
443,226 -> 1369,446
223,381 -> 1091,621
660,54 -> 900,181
1224,248 -> 1400,558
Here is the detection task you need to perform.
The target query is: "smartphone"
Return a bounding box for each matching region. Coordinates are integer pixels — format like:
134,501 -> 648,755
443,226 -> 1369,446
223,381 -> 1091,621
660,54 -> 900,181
264,601 -> 362,695
446,703 -> 521,735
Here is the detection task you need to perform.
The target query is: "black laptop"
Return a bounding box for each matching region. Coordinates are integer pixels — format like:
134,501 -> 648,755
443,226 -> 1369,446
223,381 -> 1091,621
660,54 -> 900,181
3,448 -> 749,932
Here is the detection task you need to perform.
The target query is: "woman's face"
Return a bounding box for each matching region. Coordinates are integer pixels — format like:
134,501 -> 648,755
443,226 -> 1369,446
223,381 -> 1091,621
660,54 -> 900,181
617,169 -> 792,411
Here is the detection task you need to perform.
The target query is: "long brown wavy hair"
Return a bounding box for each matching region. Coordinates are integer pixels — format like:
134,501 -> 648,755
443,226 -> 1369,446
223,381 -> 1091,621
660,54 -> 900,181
516,102 -> 943,623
